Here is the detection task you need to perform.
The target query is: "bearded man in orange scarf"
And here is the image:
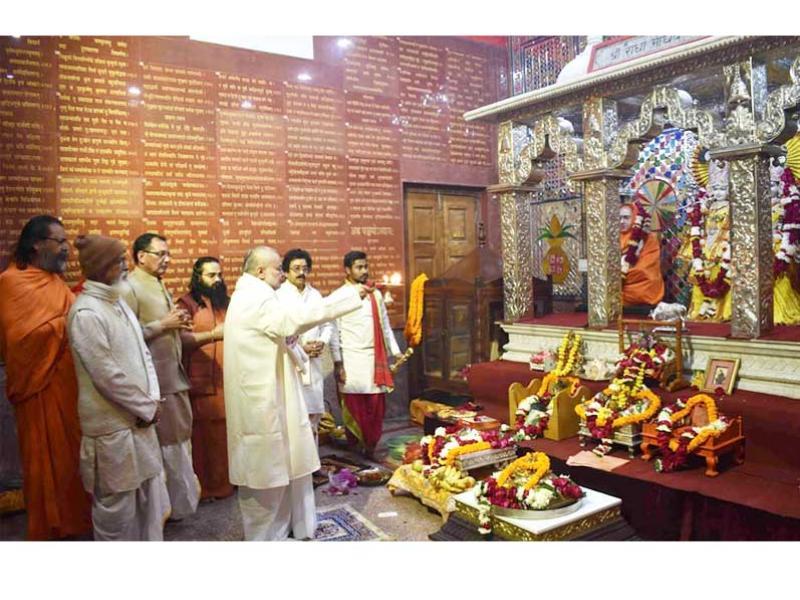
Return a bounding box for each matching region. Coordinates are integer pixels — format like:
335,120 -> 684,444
0,215 -> 91,539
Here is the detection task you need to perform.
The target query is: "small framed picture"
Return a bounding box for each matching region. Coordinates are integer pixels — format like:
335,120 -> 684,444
702,357 -> 741,395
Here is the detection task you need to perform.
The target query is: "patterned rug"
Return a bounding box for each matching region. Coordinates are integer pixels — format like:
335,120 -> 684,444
315,503 -> 392,541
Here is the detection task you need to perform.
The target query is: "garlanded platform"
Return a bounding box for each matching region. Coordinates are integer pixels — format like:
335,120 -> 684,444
465,360 -> 800,539
499,313 -> 800,398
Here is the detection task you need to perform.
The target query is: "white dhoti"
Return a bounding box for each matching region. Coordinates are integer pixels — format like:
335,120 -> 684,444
161,440 -> 201,519
92,472 -> 171,541
238,474 -> 316,541
157,391 -> 200,519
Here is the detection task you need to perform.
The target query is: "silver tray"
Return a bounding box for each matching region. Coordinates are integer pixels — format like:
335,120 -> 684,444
493,497 -> 582,520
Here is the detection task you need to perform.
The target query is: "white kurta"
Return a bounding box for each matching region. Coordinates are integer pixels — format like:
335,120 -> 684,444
329,285 -> 401,394
224,273 -> 362,490
276,281 -> 333,415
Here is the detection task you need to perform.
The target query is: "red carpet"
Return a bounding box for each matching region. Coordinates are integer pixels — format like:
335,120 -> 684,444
466,360 -> 800,538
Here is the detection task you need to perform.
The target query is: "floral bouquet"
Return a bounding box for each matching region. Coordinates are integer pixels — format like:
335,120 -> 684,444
475,452 -> 583,534
501,392 -> 552,443
576,348 -> 662,456
529,349 -> 553,371
420,426 -> 512,470
653,394 -> 731,473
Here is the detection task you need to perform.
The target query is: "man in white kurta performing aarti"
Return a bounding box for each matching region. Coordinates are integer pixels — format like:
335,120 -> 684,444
224,246 -> 366,541
330,250 -> 402,460
67,235 -> 171,540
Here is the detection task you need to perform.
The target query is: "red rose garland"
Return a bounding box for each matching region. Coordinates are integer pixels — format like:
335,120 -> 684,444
621,198 -> 651,277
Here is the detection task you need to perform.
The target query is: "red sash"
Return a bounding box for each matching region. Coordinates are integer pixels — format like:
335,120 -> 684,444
369,291 -> 394,389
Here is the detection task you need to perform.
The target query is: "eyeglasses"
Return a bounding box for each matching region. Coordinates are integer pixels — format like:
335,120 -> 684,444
42,236 -> 68,246
289,266 -> 309,274
141,250 -> 171,259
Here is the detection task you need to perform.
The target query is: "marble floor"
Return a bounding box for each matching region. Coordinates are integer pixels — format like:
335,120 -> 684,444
0,418 -> 443,542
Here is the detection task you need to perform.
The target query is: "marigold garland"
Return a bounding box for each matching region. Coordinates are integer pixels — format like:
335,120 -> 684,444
552,331 -> 582,377
404,273 -> 429,347
496,452 -> 550,490
654,394 -> 730,472
475,452 -> 584,535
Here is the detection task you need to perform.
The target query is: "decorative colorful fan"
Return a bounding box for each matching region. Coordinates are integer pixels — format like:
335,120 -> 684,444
691,145 -> 710,188
785,134 -> 800,180
633,177 -> 678,231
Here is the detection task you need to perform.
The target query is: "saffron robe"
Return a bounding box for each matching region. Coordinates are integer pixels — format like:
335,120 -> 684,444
621,231 -> 665,306
0,265 -> 91,540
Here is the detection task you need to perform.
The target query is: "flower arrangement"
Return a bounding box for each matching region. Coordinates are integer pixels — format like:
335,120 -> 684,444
475,452 -> 584,534
621,197 -> 652,277
653,394 -> 731,472
773,167 -> 800,277
619,332 -> 674,380
529,349 -> 554,371
688,187 -> 731,299
551,331 -> 582,377
420,426 -> 511,469
502,373 -> 581,443
576,345 -> 664,456
576,386 -> 661,456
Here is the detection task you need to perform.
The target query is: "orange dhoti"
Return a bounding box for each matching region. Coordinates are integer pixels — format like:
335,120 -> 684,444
0,266 -> 91,539
621,231 -> 665,306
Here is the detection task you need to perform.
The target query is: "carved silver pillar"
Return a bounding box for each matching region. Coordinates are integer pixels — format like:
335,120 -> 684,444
711,147 -> 775,338
489,184 -> 538,321
709,58 -> 775,338
571,170 -> 629,328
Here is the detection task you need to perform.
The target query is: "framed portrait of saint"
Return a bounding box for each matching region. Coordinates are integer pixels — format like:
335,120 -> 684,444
702,357 -> 741,395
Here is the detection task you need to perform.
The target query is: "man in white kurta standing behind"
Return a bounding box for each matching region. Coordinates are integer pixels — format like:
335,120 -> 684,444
68,234 -> 171,540
224,246 -> 366,541
276,248 -> 333,446
330,250 -> 402,460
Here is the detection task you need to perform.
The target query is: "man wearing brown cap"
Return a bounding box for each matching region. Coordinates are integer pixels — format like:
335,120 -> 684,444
120,233 -> 200,520
67,235 -> 171,540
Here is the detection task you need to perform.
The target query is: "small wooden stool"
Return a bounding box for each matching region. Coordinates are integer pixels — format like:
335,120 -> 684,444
641,415 -> 745,477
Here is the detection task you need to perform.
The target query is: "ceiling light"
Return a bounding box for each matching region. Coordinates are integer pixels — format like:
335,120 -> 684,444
241,99 -> 253,109
127,85 -> 141,96
297,72 -> 312,82
337,38 -> 353,49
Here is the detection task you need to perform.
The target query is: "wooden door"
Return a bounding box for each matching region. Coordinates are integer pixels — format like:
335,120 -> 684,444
405,188 -> 478,281
442,194 -> 476,272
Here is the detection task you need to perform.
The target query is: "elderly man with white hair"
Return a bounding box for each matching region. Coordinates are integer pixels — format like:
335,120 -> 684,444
224,246 -> 368,540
